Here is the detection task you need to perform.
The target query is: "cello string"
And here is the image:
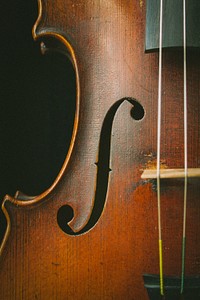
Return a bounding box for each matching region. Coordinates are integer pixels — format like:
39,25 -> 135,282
181,0 -> 188,293
157,0 -> 164,295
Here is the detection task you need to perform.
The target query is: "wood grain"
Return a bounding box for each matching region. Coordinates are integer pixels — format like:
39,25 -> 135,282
0,1 -> 200,299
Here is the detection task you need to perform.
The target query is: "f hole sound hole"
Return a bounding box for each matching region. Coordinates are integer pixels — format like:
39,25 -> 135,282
57,205 -> 74,234
130,101 -> 145,121
57,97 -> 145,236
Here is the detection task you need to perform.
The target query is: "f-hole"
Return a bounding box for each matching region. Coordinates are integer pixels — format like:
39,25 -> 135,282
57,98 -> 145,235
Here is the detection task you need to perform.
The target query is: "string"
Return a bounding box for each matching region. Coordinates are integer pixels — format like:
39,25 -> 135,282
181,0 -> 188,294
157,0 -> 188,294
157,0 -> 164,295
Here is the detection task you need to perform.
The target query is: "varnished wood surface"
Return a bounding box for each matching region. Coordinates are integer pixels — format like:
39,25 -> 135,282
0,1 -> 76,244
0,1 -> 200,299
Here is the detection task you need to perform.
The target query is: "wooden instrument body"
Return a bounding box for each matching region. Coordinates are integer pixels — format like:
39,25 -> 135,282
0,1 -> 200,299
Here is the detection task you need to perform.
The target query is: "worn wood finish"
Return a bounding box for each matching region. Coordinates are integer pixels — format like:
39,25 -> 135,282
0,1 -> 200,299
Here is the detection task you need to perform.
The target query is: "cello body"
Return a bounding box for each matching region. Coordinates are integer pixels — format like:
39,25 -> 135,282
0,1 -> 200,299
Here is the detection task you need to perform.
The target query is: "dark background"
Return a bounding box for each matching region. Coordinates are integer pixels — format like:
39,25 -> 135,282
0,1 -> 76,242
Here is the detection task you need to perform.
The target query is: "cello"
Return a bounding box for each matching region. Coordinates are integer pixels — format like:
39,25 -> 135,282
0,0 -> 200,299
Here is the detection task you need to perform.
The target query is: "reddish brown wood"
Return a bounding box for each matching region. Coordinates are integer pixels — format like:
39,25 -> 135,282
0,1 -> 200,299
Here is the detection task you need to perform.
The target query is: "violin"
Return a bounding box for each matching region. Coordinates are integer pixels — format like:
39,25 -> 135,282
1,1 -> 200,299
